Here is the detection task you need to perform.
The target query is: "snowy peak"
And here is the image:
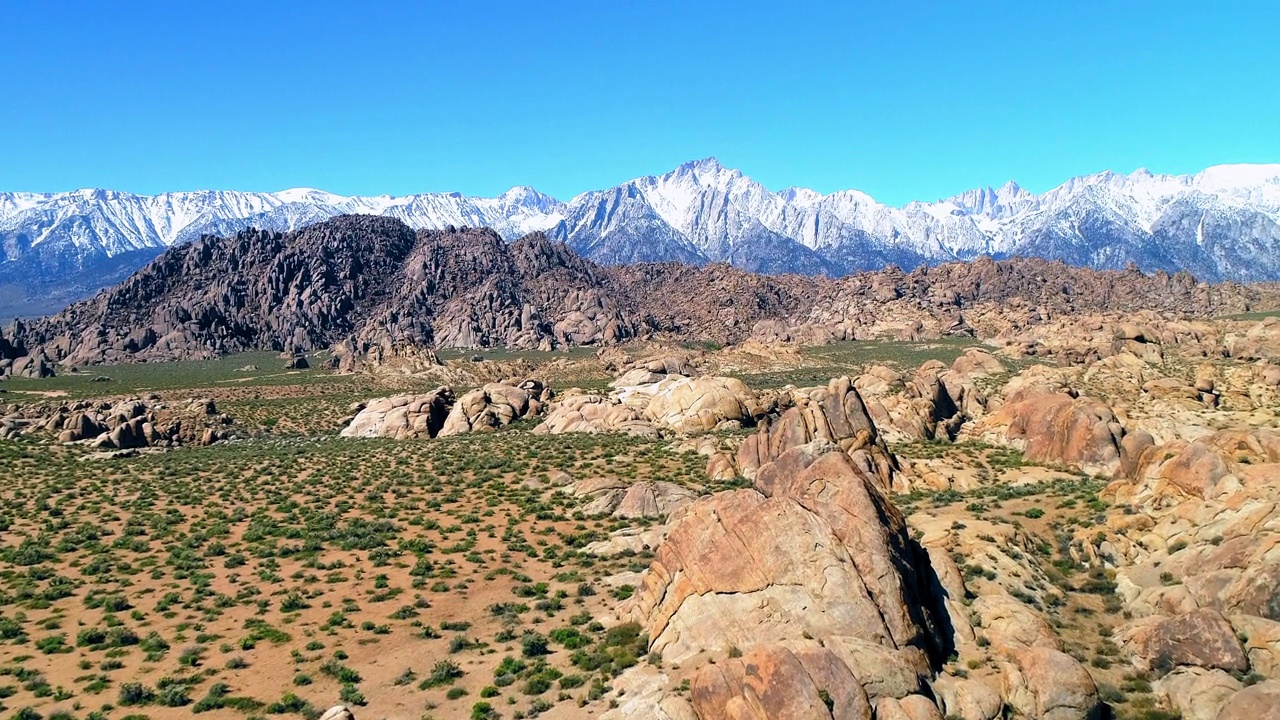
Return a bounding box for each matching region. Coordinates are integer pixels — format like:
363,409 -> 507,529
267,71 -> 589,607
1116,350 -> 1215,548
4,160 -> 1280,318
945,180 -> 1036,220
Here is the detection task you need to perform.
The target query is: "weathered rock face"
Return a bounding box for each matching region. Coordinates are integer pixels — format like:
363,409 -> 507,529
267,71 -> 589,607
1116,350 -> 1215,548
1215,681 -> 1280,720
950,348 -> 1005,378
964,388 -> 1128,475
0,396 -> 229,446
636,375 -> 762,433
4,351 -> 55,379
736,376 -> 898,487
1112,429 -> 1280,505
1153,667 -> 1243,720
1118,609 -> 1250,673
566,478 -> 699,519
537,370 -> 770,439
532,393 -> 655,437
622,442 -> 947,709
342,381 -> 546,440
860,360 -> 989,444
438,381 -> 544,437
339,388 -> 455,440
999,647 -> 1101,720
689,644 -> 875,720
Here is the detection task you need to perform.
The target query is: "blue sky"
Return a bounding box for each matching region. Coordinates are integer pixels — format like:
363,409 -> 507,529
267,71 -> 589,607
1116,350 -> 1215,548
1,1 -> 1277,205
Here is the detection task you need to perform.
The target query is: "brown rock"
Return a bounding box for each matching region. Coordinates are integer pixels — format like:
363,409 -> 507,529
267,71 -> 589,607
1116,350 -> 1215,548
950,348 -> 1004,378
625,442 -> 943,666
999,647 -> 1101,720
1215,681 -> 1280,720
1122,609 -> 1250,673
1154,667 -> 1242,720
690,644 -> 872,720
933,675 -> 1004,720
971,594 -> 1062,654
965,388 -> 1125,475
736,376 -> 897,487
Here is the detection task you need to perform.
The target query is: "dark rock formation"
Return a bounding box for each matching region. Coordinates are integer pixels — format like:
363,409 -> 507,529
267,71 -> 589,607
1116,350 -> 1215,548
2,215 -> 1273,370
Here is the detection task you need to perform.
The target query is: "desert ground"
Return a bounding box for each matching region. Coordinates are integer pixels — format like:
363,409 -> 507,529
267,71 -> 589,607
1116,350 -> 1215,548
2,309 -> 1279,720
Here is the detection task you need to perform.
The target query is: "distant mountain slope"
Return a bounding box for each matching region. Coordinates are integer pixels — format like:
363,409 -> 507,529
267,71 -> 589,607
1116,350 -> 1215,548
3,160 -> 1280,316
3,216 -> 1270,376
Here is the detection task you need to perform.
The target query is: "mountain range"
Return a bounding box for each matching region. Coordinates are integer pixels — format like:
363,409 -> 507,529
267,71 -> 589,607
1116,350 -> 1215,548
5,215 -> 1266,377
3,158 -> 1279,317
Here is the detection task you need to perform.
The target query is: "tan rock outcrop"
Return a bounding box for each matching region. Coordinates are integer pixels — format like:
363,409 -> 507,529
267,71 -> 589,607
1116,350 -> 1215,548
639,375 -> 761,433
437,381 -> 542,436
999,646 -> 1101,720
1215,681 -> 1280,720
340,388 -> 454,439
963,388 -> 1127,475
5,395 -> 229,447
933,675 -> 1003,720
1118,609 -> 1250,673
623,441 -> 945,684
689,644 -> 873,720
736,376 -> 897,487
533,393 -> 655,437
1154,667 -> 1243,720
567,478 -> 699,519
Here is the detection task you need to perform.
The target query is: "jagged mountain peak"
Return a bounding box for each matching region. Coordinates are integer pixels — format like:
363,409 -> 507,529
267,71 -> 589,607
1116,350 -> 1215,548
4,161 -> 1280,317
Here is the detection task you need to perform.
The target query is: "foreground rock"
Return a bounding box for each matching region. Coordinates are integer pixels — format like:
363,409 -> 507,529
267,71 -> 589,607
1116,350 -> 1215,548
636,375 -> 762,433
532,393 -> 656,437
537,370 -> 768,438
438,380 -> 546,436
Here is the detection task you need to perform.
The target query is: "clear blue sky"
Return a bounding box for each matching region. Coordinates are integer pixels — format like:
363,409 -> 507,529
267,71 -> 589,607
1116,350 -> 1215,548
2,1 -> 1277,205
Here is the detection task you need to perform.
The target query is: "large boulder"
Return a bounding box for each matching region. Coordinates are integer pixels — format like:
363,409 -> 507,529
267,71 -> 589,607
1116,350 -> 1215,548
1215,681 -> 1280,720
963,388 -> 1127,476
639,375 -> 761,433
689,643 -> 873,720
933,675 -> 1004,720
999,647 -> 1101,720
567,478 -> 698,519
533,393 -> 655,437
1118,609 -> 1250,673
438,381 -> 539,437
623,441 -> 945,676
340,388 -> 454,439
950,348 -> 1004,378
1154,667 -> 1243,720
736,376 -> 897,487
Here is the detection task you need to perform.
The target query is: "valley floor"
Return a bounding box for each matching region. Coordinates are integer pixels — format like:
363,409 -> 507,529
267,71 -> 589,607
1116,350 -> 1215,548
0,316 -> 1278,720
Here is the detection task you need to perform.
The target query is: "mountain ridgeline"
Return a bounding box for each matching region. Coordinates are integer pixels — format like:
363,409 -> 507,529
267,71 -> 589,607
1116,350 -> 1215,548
3,159 -> 1280,316
0,215 -> 1271,376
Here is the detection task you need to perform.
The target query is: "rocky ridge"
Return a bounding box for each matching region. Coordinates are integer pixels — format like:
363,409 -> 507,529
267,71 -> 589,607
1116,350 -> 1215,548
565,314 -> 1280,719
2,216 -> 1276,378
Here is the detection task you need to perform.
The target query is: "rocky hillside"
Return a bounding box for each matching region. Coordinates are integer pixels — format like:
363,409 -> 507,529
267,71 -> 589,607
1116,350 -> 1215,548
0,214 -> 1275,376
5,216 -> 641,369
5,160 -> 1280,317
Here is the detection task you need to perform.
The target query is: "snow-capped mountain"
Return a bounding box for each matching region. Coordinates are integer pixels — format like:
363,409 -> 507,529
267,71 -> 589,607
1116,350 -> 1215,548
3,158 -> 1280,316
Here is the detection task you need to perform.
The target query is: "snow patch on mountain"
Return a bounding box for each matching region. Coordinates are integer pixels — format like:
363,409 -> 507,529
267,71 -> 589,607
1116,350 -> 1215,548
4,159 -> 1280,316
